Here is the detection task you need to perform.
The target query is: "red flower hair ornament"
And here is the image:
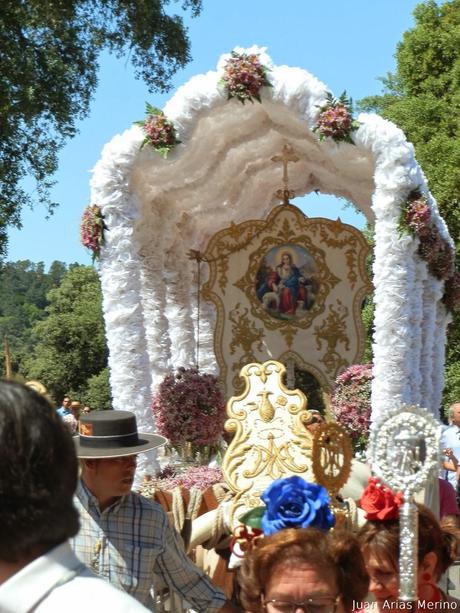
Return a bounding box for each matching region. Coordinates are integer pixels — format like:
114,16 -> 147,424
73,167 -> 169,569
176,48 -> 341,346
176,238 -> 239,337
360,476 -> 403,520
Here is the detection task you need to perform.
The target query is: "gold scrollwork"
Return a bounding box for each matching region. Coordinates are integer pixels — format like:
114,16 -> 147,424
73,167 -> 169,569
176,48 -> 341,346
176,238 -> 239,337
309,220 -> 365,289
229,303 -> 265,357
243,432 -> 308,480
314,300 -> 350,376
201,201 -> 371,396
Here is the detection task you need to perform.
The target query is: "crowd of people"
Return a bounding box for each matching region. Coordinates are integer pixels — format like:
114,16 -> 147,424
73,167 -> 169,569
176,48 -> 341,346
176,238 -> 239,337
1,380 -> 460,612
56,395 -> 91,434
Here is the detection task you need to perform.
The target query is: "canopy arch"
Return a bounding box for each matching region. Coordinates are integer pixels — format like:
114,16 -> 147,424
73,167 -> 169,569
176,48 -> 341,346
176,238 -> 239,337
91,47 -> 452,473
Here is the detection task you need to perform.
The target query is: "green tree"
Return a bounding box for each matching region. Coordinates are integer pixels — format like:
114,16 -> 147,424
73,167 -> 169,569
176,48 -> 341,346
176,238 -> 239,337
80,367 -> 112,411
0,0 -> 202,257
0,260 -> 67,373
358,0 -> 460,241
23,265 -> 108,403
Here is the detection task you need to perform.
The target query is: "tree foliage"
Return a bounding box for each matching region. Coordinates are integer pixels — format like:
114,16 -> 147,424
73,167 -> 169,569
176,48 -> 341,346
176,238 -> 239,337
0,260 -> 67,372
22,265 -> 109,405
358,0 -> 460,242
0,0 -> 202,257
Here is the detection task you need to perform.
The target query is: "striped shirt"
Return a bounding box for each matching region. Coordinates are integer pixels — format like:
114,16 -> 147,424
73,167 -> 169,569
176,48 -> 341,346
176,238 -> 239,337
71,481 -> 226,612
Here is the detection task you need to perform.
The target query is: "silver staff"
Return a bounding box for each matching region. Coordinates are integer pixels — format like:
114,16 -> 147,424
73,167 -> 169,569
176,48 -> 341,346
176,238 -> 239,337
369,405 -> 440,601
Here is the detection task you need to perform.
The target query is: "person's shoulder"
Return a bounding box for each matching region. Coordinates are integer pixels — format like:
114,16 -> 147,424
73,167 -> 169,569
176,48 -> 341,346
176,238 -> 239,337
127,491 -> 168,517
50,572 -> 150,611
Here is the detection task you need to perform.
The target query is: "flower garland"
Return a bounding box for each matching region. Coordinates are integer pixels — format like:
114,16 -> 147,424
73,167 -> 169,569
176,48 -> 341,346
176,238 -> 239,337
330,364 -> 372,455
400,190 -> 454,282
220,51 -> 271,103
399,190 -> 460,312
151,367 -> 226,447
80,204 -> 107,261
135,103 -> 180,157
314,91 -> 359,143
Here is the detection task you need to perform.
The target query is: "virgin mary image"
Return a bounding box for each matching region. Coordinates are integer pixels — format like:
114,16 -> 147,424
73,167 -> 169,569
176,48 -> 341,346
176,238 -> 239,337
256,246 -> 316,319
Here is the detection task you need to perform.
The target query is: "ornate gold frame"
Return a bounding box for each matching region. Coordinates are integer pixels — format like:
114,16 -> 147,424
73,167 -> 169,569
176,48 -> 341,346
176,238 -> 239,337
202,203 -> 372,396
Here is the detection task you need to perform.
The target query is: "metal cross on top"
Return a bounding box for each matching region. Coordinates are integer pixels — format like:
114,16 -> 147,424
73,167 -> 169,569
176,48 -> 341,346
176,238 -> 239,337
271,143 -> 299,205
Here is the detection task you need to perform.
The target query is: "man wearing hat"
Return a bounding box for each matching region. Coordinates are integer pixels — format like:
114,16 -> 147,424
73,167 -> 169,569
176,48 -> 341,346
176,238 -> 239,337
72,410 -> 238,612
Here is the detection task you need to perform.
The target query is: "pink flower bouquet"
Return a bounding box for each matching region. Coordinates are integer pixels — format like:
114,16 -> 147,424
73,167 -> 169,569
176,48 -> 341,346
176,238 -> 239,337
331,363 -> 372,454
151,367 -> 226,447
80,204 -> 106,261
135,103 -> 180,157
314,92 -> 359,143
221,51 -> 271,104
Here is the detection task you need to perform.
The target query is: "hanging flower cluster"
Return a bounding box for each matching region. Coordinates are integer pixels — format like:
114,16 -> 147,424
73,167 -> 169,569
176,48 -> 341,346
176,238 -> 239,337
400,190 -> 454,281
314,91 -> 359,143
330,364 -> 372,455
220,51 -> 271,103
151,367 -> 227,446
134,103 -> 181,157
80,204 -> 106,261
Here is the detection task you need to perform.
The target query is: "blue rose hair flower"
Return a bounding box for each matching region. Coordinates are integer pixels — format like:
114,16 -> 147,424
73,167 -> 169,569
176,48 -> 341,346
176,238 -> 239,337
260,476 -> 335,535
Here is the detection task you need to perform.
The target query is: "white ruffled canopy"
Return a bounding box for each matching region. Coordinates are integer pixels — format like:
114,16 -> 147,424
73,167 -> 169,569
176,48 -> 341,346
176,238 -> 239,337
91,46 -> 451,475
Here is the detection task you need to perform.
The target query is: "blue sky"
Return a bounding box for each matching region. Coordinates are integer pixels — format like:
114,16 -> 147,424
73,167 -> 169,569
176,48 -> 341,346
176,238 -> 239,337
7,0 -> 423,269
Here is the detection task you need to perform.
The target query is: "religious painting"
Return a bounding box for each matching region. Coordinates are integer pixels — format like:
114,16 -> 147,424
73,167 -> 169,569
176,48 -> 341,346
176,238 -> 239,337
256,243 -> 318,320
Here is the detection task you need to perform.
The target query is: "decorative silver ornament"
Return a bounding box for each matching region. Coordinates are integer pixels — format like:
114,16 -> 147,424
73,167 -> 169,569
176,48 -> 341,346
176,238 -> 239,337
369,404 -> 440,602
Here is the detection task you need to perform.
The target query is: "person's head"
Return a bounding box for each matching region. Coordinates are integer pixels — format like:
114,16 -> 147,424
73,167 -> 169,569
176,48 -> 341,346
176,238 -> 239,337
448,402 -> 460,427
80,454 -> 138,508
281,252 -> 292,266
75,410 -> 166,508
358,505 -> 460,608
238,528 -> 369,613
62,396 -> 71,408
0,380 -> 79,563
305,410 -> 324,436
70,400 -> 81,418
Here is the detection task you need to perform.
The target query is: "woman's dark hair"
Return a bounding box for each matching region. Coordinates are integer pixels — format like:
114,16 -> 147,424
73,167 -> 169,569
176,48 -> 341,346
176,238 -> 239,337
358,504 -> 460,579
238,528 -> 369,612
0,380 -> 80,562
